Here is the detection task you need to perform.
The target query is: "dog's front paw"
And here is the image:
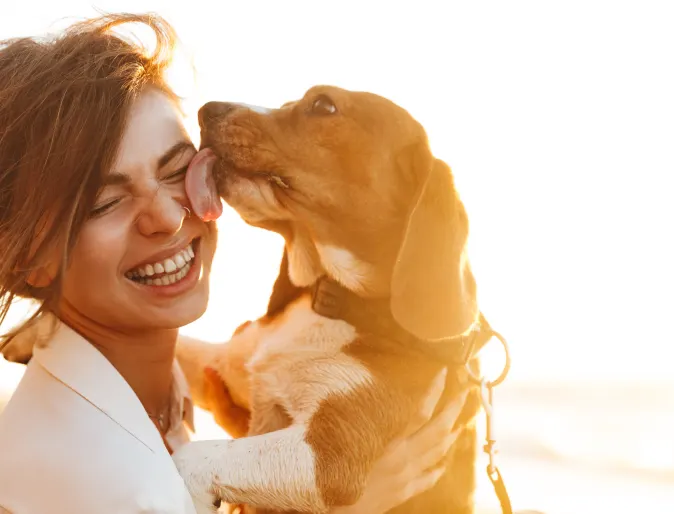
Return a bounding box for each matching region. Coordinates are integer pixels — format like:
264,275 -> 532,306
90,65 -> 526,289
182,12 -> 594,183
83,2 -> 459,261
173,441 -> 226,513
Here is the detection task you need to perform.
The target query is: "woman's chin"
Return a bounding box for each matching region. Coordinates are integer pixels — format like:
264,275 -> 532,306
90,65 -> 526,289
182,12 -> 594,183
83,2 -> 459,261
132,285 -> 210,331
142,305 -> 207,331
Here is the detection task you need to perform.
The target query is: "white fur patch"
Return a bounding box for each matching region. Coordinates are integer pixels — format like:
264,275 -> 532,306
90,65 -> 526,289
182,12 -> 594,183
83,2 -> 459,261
316,244 -> 373,293
176,297 -> 375,512
247,297 -> 373,421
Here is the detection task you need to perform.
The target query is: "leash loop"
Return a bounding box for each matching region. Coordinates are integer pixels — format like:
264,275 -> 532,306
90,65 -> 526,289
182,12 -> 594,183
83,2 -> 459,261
479,378 -> 513,514
466,329 -> 511,387
480,380 -> 497,476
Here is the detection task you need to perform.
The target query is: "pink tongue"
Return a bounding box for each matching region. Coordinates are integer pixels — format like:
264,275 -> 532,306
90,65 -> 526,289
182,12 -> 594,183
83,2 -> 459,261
185,148 -> 223,221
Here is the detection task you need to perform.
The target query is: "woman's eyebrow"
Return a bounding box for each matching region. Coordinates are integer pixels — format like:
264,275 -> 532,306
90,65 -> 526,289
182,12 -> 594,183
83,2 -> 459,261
157,140 -> 196,169
102,171 -> 132,186
102,140 -> 196,186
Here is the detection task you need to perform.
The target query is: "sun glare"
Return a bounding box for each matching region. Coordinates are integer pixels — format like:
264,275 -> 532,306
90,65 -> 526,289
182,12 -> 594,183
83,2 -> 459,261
1,2 -> 672,513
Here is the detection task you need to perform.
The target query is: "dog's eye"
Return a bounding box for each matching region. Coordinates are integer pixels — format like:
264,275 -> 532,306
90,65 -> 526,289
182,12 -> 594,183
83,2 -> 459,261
310,95 -> 337,115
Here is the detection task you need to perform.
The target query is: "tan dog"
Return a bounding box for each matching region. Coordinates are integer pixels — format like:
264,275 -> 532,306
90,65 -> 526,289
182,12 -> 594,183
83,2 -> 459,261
174,86 -> 493,514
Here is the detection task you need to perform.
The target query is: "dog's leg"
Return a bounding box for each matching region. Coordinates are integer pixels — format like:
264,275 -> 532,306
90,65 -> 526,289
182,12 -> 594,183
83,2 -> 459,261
175,342 -> 443,513
174,424 -> 331,513
246,370 -> 293,437
248,403 -> 292,437
174,385 -> 408,514
232,396 -> 294,514
177,322 -> 263,413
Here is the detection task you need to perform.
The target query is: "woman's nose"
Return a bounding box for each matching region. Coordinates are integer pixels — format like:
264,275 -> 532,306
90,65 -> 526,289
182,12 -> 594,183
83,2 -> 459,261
135,191 -> 187,237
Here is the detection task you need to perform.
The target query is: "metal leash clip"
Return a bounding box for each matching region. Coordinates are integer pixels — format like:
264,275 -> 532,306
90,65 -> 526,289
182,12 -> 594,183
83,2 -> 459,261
481,378 -> 498,478
467,330 -> 513,514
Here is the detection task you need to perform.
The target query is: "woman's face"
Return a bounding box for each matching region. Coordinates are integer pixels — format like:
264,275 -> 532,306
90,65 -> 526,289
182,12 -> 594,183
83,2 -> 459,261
58,89 -> 217,331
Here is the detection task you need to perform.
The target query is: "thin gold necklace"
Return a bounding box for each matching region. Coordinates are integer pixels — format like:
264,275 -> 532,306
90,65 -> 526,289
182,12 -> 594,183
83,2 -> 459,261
147,397 -> 172,434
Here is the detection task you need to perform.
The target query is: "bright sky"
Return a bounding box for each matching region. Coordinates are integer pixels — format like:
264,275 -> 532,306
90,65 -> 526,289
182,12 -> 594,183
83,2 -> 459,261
1,0 -> 673,385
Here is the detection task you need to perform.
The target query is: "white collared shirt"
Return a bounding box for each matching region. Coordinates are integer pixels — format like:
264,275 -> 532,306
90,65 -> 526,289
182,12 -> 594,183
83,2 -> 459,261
0,323 -> 198,513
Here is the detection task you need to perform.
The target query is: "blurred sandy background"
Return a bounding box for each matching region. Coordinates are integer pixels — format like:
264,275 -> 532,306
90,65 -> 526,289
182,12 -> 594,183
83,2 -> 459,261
1,2 -> 673,513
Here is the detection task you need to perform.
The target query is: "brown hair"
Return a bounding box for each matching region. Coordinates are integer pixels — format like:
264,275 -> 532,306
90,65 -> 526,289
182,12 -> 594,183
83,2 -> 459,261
0,13 -> 179,347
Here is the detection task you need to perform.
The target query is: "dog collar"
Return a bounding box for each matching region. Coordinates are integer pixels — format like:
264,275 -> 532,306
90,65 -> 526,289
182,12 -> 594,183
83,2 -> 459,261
310,275 -> 491,366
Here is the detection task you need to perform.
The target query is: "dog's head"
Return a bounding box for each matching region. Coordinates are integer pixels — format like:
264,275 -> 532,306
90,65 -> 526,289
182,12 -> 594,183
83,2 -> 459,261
189,85 -> 477,340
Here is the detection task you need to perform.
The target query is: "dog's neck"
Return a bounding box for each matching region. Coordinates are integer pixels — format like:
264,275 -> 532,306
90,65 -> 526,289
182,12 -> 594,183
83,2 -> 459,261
309,274 -> 487,366
285,231 -> 388,298
268,240 -> 487,367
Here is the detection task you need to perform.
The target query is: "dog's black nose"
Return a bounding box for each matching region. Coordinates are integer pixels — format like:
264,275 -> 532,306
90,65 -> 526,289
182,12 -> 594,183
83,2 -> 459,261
198,101 -> 236,126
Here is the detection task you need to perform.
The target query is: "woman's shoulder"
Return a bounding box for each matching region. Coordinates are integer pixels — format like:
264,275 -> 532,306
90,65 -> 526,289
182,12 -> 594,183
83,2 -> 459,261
0,360 -> 148,474
0,360 -> 196,513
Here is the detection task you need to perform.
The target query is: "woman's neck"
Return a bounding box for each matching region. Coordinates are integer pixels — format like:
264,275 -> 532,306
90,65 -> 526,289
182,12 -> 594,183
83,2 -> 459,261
57,305 -> 178,418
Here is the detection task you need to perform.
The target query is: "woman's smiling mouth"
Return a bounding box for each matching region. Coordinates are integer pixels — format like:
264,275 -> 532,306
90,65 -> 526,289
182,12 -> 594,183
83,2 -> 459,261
125,240 -> 196,286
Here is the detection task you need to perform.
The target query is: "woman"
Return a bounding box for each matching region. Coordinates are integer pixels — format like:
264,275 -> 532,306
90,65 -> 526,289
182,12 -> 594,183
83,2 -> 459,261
0,13 -> 466,514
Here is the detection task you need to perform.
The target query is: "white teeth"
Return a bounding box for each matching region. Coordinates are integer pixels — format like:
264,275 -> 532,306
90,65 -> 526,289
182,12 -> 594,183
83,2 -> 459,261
127,242 -> 195,285
164,258 -> 177,273
129,260 -> 192,286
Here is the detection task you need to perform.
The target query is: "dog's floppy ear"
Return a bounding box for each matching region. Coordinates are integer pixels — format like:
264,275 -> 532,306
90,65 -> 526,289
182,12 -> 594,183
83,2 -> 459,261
390,145 -> 477,341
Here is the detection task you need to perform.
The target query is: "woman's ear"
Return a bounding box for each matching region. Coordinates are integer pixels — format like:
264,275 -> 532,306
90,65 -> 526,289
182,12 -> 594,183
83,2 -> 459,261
25,266 -> 56,288
23,252 -> 60,288
390,153 -> 478,341
22,224 -> 60,289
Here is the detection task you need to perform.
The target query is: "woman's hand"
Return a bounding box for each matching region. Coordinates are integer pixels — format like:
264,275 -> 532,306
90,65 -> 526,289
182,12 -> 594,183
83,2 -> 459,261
332,368 -> 468,514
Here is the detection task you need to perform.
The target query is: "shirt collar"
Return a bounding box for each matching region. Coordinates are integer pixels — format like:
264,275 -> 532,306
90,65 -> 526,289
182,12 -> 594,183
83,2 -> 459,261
33,321 -> 193,454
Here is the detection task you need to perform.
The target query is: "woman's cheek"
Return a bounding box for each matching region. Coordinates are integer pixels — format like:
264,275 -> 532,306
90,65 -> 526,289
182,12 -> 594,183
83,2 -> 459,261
65,217 -> 129,290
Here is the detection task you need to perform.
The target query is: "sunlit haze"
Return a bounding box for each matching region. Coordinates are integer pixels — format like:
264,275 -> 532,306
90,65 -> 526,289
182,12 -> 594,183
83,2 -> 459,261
1,2 -> 672,513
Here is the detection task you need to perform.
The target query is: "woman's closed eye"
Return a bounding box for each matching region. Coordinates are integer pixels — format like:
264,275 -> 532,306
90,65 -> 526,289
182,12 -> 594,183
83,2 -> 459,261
90,198 -> 121,218
90,162 -> 190,218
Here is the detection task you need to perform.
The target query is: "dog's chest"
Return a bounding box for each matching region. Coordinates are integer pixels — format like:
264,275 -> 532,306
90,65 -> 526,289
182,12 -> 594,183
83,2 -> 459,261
243,296 -> 374,422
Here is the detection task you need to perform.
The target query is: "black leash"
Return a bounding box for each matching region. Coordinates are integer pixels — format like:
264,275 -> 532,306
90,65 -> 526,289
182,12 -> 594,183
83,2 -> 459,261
310,275 -> 515,514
